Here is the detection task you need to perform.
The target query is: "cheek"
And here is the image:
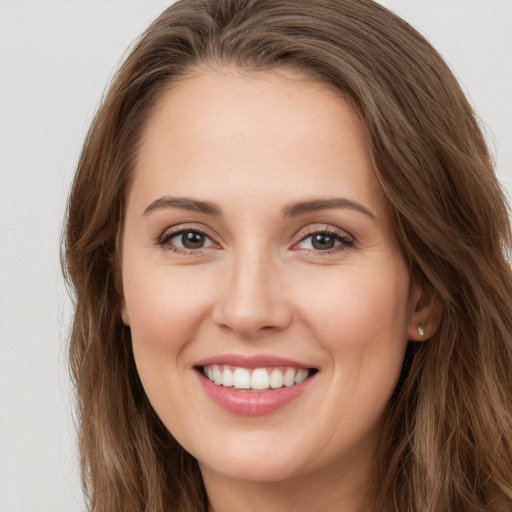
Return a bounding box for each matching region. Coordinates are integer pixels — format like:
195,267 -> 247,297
123,266 -> 211,353
292,259 -> 411,364
287,259 -> 411,445
122,266 -> 212,428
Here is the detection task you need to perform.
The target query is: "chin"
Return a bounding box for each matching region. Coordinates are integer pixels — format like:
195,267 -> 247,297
198,448 -> 311,484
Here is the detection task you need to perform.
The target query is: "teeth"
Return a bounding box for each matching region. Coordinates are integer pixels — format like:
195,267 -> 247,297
283,368 -> 295,387
251,368 -> 270,390
213,365 -> 223,385
295,368 -> 309,384
269,368 -> 284,389
222,367 -> 233,387
233,368 -> 251,389
203,365 -> 312,390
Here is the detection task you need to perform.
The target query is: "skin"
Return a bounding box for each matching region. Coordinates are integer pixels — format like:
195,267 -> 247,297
120,68 -> 435,512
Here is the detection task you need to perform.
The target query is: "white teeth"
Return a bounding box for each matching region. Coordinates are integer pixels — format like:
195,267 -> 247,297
283,368 -> 296,387
213,366 -> 223,385
270,368 -> 284,389
251,368 -> 270,390
233,367 -> 251,389
295,368 -> 309,384
222,367 -> 233,387
203,364 -> 312,390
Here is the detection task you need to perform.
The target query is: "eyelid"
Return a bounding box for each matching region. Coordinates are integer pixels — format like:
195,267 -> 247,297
294,224 -> 354,241
291,224 -> 355,252
156,224 -> 221,252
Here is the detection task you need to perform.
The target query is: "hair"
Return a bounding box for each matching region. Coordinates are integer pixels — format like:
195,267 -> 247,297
62,0 -> 512,510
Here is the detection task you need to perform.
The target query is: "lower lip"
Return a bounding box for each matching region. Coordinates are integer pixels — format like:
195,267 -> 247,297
197,372 -> 314,416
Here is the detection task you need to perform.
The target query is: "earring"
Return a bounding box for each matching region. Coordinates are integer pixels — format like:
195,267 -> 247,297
417,325 -> 424,336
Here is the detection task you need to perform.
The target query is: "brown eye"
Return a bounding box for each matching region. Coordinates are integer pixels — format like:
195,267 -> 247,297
311,233 -> 336,250
159,229 -> 216,252
295,229 -> 353,253
181,231 -> 206,249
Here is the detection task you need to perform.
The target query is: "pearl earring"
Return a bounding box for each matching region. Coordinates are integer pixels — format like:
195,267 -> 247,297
417,325 -> 424,336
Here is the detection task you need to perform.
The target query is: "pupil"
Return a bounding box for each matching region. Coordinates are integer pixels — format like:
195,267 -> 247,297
182,231 -> 205,249
312,234 -> 335,250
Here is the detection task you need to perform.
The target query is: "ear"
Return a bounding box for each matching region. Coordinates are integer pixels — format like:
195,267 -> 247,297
112,254 -> 130,326
407,280 -> 442,341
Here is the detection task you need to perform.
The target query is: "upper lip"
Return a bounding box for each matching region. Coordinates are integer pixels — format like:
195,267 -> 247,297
194,354 -> 314,369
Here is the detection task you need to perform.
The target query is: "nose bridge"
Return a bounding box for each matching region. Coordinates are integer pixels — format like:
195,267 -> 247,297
213,243 -> 291,337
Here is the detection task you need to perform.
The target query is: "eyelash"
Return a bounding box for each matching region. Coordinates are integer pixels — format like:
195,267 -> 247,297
157,227 -> 216,255
156,225 -> 354,255
293,226 -> 354,255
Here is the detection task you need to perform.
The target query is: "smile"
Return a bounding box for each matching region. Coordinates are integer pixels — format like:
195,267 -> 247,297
202,365 -> 314,390
195,357 -> 318,415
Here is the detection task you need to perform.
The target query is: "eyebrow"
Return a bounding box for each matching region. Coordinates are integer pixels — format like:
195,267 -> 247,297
143,196 -> 221,216
142,195 -> 376,220
282,198 -> 376,220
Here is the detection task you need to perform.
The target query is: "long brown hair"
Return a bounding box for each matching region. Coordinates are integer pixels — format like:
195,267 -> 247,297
62,0 -> 512,510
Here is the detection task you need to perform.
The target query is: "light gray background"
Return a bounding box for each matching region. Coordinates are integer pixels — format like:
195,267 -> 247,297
1,2 -> 511,511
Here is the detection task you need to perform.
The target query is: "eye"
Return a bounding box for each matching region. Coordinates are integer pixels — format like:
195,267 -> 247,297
294,228 -> 354,253
158,228 -> 217,253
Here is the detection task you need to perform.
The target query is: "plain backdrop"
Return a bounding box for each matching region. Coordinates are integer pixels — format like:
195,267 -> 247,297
0,1 -> 511,511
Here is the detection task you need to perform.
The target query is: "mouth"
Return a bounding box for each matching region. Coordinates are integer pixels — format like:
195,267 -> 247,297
194,356 -> 318,415
198,364 -> 317,391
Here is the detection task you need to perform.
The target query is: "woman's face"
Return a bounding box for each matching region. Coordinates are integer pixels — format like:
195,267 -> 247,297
121,69 -> 423,486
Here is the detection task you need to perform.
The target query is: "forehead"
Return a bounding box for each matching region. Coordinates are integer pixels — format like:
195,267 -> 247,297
130,67 -> 387,221
141,67 -> 365,159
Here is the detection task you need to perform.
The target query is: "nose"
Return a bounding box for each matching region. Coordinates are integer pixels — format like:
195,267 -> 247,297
212,251 -> 292,339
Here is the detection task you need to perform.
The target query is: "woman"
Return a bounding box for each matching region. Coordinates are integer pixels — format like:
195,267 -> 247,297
62,0 -> 512,510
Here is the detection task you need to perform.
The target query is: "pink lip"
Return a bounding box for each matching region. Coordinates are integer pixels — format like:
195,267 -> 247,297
197,374 -> 314,416
198,375 -> 314,416
194,354 -> 311,369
